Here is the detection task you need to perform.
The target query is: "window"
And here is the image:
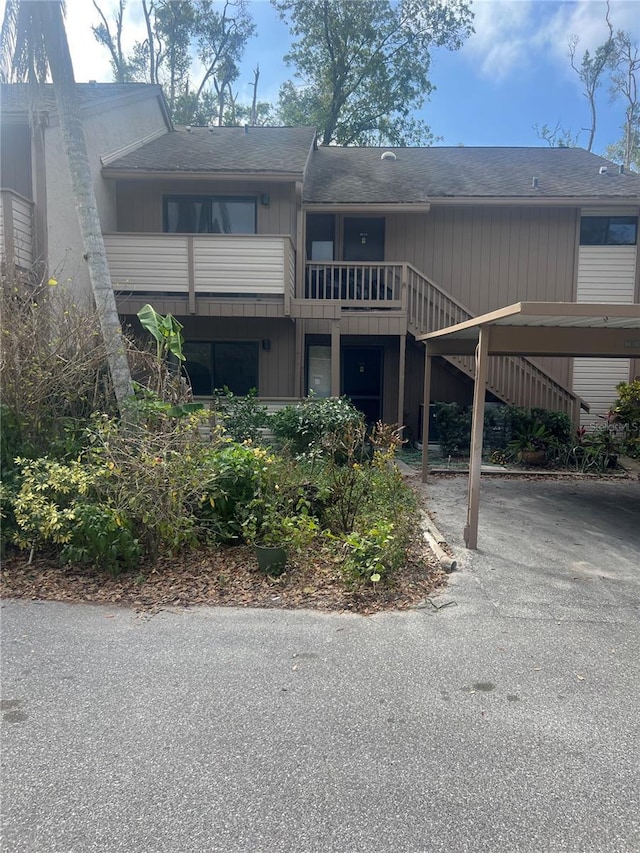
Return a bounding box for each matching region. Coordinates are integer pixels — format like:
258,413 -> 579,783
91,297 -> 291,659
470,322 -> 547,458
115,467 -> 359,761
164,196 -> 256,234
183,341 -> 259,396
580,216 -> 638,246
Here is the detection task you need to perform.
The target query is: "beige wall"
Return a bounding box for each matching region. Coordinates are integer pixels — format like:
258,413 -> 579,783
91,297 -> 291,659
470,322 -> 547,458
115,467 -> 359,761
114,179 -> 297,239
387,204 -> 579,388
44,92 -> 169,298
386,204 -> 579,310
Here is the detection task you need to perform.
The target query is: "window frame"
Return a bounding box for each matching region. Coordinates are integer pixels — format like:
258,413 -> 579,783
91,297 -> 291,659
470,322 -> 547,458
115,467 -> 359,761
163,195 -> 257,235
182,340 -> 260,396
579,215 -> 638,246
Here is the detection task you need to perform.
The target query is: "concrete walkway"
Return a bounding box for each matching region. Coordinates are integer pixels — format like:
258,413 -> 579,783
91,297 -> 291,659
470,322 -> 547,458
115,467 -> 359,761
2,475 -> 639,852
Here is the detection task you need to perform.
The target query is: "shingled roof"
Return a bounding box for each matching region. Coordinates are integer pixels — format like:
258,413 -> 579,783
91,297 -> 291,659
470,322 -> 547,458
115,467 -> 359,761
303,145 -> 640,203
104,125 -> 317,176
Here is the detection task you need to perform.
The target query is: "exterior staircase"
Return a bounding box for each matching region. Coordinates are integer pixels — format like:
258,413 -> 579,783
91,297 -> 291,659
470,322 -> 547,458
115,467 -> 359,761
404,263 -> 582,419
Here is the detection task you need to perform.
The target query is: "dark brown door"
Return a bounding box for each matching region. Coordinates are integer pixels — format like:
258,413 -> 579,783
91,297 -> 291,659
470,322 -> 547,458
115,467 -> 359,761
342,346 -> 383,424
343,217 -> 385,262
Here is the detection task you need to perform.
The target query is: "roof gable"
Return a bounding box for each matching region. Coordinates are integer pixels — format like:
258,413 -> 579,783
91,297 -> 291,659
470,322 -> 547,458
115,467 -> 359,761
104,125 -> 317,177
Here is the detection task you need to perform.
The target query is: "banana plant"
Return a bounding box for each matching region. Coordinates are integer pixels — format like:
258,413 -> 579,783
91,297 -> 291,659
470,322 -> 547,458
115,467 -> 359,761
137,303 -> 186,364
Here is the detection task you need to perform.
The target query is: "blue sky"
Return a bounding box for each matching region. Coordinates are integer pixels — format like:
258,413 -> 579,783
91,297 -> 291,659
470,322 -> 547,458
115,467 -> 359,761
56,0 -> 640,154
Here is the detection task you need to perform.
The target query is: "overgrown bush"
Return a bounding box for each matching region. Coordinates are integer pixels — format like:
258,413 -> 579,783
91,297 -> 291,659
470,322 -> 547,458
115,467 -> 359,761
213,387 -> 268,444
0,276 -> 116,464
610,380 -> 640,458
432,402 -> 573,460
432,402 -> 471,457
85,409 -> 222,558
197,443 -> 272,543
271,396 -> 363,456
10,456 -> 141,573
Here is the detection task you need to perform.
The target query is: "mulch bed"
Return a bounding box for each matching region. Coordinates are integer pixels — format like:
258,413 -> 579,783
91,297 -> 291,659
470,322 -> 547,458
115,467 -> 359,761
1,533 -> 445,616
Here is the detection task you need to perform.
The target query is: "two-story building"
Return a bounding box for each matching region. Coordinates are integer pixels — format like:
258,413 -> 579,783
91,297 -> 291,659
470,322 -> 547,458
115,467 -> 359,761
2,82 -> 639,437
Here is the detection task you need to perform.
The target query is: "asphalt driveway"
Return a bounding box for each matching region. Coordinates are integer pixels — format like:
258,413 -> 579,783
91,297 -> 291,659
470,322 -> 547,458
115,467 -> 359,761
2,476 -> 639,852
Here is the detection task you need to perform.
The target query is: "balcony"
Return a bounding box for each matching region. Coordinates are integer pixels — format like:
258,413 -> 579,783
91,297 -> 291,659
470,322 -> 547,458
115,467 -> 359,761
0,189 -> 34,270
304,262 -> 405,309
104,233 -> 296,311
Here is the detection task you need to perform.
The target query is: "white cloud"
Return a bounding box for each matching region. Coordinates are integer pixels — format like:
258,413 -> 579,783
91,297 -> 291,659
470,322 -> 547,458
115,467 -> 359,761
463,0 -> 640,84
462,0 -> 537,81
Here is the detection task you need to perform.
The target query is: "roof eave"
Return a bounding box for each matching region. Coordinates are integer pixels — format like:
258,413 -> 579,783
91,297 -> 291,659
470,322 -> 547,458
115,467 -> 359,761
303,202 -> 431,213
429,195 -> 640,207
101,168 -> 305,182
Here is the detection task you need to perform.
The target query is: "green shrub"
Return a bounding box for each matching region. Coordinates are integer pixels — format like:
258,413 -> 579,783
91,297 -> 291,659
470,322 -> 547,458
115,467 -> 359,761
197,443 -> 271,543
60,503 -> 142,575
8,456 -> 139,573
341,521 -> 402,584
432,402 -> 471,457
213,387 -> 268,444
432,402 -> 573,460
271,396 -> 363,456
86,411 -> 220,558
610,380 -> 640,458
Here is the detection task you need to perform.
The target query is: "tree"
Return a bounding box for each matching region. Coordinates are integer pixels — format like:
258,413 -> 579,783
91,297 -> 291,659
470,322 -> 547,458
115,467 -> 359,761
0,0 -> 133,412
606,29 -> 640,171
272,0 -> 473,146
568,6 -> 615,152
92,0 -> 131,83
533,122 -> 580,149
91,0 -> 255,126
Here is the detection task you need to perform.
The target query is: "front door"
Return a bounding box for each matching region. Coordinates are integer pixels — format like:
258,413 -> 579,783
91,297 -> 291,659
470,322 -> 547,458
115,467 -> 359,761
343,217 -> 385,262
342,346 -> 383,424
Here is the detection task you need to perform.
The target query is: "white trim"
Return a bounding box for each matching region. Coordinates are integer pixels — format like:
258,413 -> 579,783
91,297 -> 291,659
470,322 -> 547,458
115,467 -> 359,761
101,127 -> 168,166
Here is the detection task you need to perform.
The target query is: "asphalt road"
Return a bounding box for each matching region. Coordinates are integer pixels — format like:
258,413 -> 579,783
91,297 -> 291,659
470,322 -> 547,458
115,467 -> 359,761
2,475 -> 639,852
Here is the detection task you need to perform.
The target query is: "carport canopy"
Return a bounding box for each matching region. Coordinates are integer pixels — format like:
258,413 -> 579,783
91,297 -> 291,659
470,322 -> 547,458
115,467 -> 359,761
417,302 -> 640,550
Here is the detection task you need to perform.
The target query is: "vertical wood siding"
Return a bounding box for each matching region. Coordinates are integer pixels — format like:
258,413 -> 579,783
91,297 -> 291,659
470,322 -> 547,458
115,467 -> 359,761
387,205 -> 578,389
386,205 -> 578,312
115,179 -> 297,239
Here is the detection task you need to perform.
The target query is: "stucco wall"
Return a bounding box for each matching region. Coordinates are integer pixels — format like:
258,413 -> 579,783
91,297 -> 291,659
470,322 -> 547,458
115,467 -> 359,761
44,91 -> 168,298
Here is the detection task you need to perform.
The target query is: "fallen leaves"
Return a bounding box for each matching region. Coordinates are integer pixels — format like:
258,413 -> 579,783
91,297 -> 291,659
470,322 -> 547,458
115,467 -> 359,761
1,535 -> 445,616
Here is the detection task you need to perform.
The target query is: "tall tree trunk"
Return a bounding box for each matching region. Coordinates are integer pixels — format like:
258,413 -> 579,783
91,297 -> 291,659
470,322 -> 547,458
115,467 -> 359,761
42,4 -> 133,412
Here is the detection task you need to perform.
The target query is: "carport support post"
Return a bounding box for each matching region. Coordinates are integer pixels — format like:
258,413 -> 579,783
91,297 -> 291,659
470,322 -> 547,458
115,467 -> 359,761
464,326 -> 490,550
421,346 -> 432,483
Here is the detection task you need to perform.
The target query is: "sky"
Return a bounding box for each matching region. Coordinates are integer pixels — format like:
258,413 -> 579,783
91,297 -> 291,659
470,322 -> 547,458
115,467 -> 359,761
7,0 -> 640,154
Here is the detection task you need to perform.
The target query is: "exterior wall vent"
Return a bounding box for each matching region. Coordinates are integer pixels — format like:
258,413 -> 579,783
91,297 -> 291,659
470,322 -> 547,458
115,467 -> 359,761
380,151 -> 397,161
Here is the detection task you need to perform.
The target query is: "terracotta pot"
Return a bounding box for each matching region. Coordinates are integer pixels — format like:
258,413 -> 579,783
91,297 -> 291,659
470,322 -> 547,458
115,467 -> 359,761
521,449 -> 546,466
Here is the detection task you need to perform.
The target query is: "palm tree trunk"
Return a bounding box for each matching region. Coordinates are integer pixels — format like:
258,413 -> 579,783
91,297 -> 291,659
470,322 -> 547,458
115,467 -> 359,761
41,3 -> 133,412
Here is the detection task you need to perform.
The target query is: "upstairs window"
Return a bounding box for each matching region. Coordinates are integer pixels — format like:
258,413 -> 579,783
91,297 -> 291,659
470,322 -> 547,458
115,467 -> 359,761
580,216 -> 637,246
164,196 -> 256,234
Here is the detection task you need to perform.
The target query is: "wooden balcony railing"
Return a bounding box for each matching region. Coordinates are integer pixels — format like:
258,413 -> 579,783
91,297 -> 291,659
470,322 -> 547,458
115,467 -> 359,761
104,233 -> 296,311
0,189 -> 34,269
304,262 -> 404,308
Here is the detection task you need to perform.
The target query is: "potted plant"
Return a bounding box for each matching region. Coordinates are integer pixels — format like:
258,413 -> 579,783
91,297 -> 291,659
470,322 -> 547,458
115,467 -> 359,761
507,420 -> 551,466
242,498 -> 317,576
